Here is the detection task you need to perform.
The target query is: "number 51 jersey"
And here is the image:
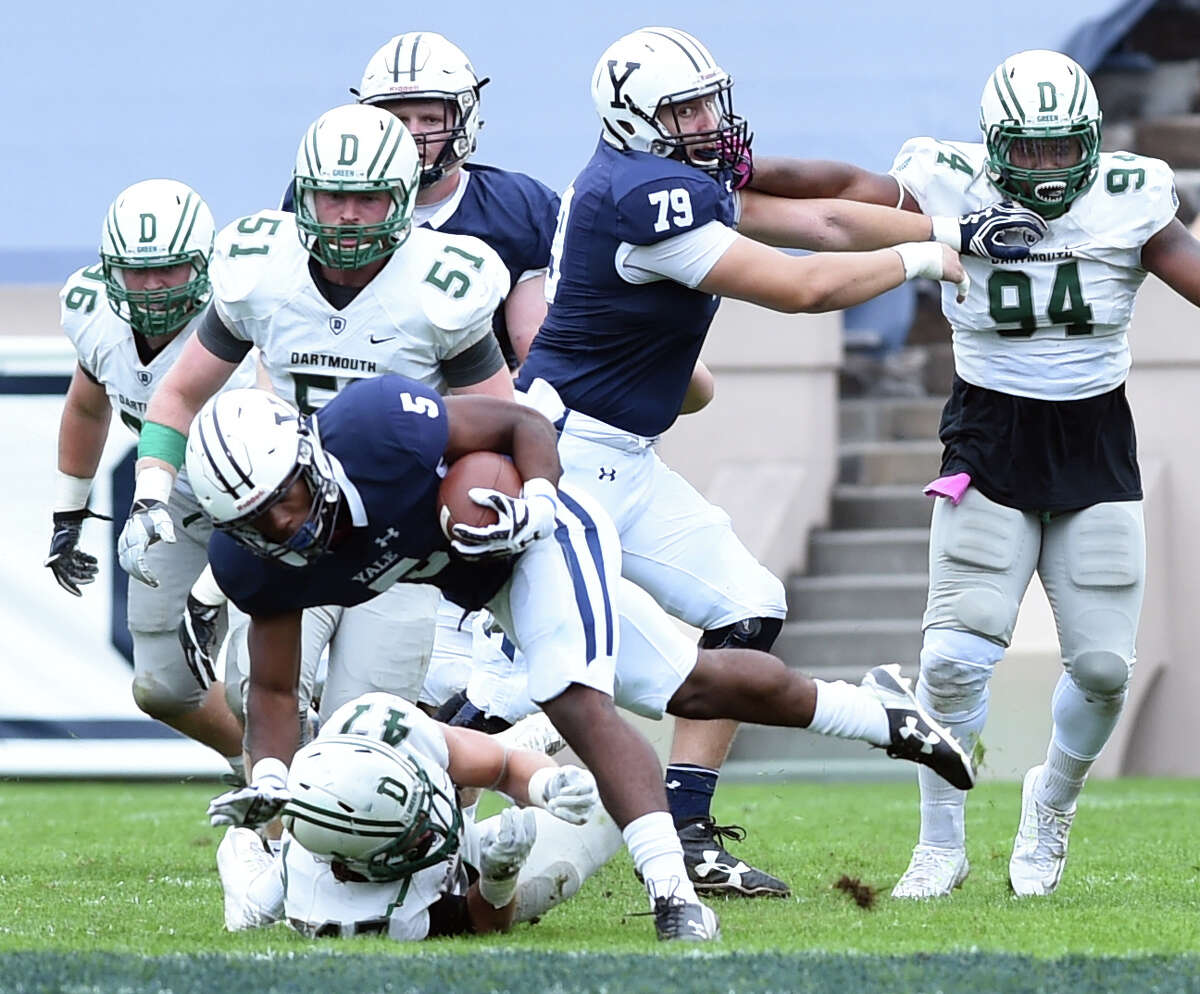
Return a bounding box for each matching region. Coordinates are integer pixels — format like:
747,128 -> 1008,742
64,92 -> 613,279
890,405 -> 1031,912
210,211 -> 510,414
891,137 -> 1178,401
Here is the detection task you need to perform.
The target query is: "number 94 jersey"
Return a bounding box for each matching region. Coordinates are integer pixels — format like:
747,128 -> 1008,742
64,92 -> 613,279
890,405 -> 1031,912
891,137 -> 1178,401
210,211 -> 510,413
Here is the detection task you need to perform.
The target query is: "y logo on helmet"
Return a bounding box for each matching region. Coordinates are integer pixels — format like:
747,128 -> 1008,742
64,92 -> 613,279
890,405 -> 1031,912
607,60 -> 640,109
139,214 -> 157,243
338,134 -> 360,165
1037,82 -> 1058,113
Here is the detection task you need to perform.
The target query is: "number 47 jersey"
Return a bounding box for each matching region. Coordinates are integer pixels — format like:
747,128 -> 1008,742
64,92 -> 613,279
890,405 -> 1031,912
209,211 -> 510,413
890,138 -> 1178,401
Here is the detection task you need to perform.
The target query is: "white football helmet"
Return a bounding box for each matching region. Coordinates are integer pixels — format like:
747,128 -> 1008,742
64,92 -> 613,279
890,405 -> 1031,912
355,32 -> 486,188
99,179 -> 214,337
980,50 -> 1102,218
293,103 -> 421,269
282,734 -> 463,882
590,27 -> 752,186
185,388 -> 341,566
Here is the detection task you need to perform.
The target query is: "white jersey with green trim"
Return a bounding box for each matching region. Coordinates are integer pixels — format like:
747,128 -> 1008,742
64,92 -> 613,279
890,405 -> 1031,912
210,211 -> 510,413
890,138 -> 1178,401
58,264 -> 256,496
279,692 -> 478,942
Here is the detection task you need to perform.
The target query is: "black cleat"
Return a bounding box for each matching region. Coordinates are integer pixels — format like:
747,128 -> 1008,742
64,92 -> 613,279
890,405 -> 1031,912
863,663 -> 976,790
651,894 -> 721,941
679,818 -> 791,898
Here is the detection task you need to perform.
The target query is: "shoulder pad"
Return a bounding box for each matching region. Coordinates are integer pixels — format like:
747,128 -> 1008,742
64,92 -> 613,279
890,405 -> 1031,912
1093,152 -> 1179,245
410,230 -> 510,334
211,210 -> 301,306
890,137 -> 986,213
59,264 -> 112,342
615,172 -> 729,246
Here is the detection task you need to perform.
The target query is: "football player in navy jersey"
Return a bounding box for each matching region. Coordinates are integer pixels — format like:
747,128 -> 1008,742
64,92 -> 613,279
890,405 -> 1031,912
185,377 -> 976,941
514,26 -> 1046,896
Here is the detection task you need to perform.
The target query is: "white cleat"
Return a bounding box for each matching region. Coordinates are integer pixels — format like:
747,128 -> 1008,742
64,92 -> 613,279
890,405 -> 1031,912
891,844 -> 969,899
1009,764 -> 1075,897
217,826 -> 281,931
492,711 -> 567,757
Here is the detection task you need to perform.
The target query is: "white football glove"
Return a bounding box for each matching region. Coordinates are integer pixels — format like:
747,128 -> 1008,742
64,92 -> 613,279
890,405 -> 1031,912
480,806 -> 538,883
207,761 -> 290,828
450,478 -> 557,561
527,764 -> 600,826
117,499 -> 176,587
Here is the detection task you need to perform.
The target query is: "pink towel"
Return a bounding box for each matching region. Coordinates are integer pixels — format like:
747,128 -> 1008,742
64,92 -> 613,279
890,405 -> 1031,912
923,472 -> 971,506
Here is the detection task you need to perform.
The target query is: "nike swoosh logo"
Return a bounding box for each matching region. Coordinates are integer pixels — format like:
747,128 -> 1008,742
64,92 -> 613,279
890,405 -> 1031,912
369,334 -> 396,344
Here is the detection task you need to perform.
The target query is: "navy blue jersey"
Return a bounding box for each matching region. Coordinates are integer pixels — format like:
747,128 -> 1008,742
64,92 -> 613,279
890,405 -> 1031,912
281,164 -> 559,367
517,141 -> 736,437
209,376 -> 512,617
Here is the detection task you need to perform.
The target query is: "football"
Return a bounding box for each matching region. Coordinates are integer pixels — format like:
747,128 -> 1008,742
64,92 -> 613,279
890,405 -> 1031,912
438,451 -> 524,540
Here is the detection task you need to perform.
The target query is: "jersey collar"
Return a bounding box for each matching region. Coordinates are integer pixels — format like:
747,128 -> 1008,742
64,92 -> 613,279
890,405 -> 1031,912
414,169 -> 472,231
327,453 -> 367,526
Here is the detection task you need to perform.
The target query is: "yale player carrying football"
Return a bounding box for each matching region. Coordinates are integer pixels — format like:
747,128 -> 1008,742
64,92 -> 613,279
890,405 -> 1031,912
183,377 -> 976,941
750,49 -> 1200,898
47,180 -> 249,774
216,691 -> 621,940
118,104 -> 516,726
512,26 -> 1046,897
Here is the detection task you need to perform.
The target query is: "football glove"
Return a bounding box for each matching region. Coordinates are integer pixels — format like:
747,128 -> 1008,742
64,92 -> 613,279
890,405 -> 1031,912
178,593 -> 223,690
527,764 -> 599,826
450,480 -> 557,561
117,499 -> 176,587
208,765 -> 290,829
480,806 -> 538,883
956,201 -> 1047,260
44,508 -> 110,596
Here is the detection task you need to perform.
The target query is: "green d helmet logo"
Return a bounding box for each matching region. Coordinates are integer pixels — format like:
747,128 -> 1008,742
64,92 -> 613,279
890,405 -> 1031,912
338,134 -> 360,165
139,213 -> 157,243
1038,82 -> 1058,113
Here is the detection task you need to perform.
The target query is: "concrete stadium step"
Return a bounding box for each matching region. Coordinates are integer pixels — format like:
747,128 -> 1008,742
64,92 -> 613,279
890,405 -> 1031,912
786,572 -> 928,621
838,397 -> 944,443
838,439 -> 943,486
774,618 -> 923,673
831,484 -> 933,530
808,527 -> 930,576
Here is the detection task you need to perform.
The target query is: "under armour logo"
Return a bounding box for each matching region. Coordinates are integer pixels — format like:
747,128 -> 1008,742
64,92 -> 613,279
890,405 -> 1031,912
692,849 -> 750,886
329,316 -> 347,335
598,467 -> 616,481
665,780 -> 682,790
375,527 -> 399,548
688,920 -> 710,938
899,716 -> 940,754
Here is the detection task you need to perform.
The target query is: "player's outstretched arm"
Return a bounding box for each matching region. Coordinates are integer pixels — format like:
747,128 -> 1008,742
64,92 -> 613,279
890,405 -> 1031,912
1140,217 -> 1200,307
750,156 -> 907,208
738,190 -> 933,251
698,234 -> 966,314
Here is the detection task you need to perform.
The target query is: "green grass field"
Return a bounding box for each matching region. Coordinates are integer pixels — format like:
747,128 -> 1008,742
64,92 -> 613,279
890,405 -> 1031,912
1,777 -> 1197,993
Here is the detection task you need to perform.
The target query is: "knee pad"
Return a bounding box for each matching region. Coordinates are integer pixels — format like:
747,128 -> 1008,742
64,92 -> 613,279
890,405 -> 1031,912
699,616 -> 783,653
919,628 -> 1004,706
131,672 -> 201,720
1066,650 -> 1131,702
949,587 -> 1017,642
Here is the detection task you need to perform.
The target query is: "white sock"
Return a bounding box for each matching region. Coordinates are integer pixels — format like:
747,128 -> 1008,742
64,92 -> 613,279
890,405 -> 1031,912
1038,740 -> 1091,811
808,679 -> 890,745
622,811 -> 698,907
914,676 -> 987,850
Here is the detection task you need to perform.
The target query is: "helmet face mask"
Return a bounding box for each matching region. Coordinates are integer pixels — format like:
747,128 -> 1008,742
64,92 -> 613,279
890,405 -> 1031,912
100,180 -> 214,337
980,50 -> 1102,219
592,27 -> 754,188
186,389 -> 342,567
293,104 -> 421,270
283,735 -> 463,883
355,32 -> 486,189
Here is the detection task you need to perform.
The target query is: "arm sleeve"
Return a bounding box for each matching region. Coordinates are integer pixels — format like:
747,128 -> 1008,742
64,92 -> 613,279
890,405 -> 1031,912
441,332 -> 506,388
197,304 -> 254,363
615,220 -> 738,288
424,894 -> 475,938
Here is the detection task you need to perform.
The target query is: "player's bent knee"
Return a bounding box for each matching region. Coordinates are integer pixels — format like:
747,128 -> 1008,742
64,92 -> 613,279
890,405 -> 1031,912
699,616 -> 783,653
949,587 -> 1017,642
919,627 -> 1004,700
131,673 -> 203,720
1067,650 -> 1131,699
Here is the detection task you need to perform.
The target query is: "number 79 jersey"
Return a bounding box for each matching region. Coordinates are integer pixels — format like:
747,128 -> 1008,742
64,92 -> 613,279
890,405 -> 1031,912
210,211 -> 510,413
891,138 -> 1178,401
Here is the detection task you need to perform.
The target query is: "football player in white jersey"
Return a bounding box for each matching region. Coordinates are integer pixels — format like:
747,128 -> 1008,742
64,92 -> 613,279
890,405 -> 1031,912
116,104 -> 515,730
47,179 -> 248,773
749,49 -> 1200,898
216,692 -> 621,940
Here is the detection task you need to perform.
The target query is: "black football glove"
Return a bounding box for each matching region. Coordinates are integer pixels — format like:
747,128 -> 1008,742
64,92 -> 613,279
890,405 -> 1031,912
958,201 -> 1048,260
45,508 -> 111,596
178,593 -> 223,690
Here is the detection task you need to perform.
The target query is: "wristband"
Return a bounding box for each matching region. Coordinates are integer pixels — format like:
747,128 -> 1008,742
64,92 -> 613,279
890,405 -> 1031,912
929,215 -> 961,250
525,765 -> 556,810
190,564 -> 228,608
477,872 -> 519,909
132,466 -> 176,505
250,756 -> 288,787
137,420 -> 188,469
54,471 -> 94,513
893,242 -> 945,282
